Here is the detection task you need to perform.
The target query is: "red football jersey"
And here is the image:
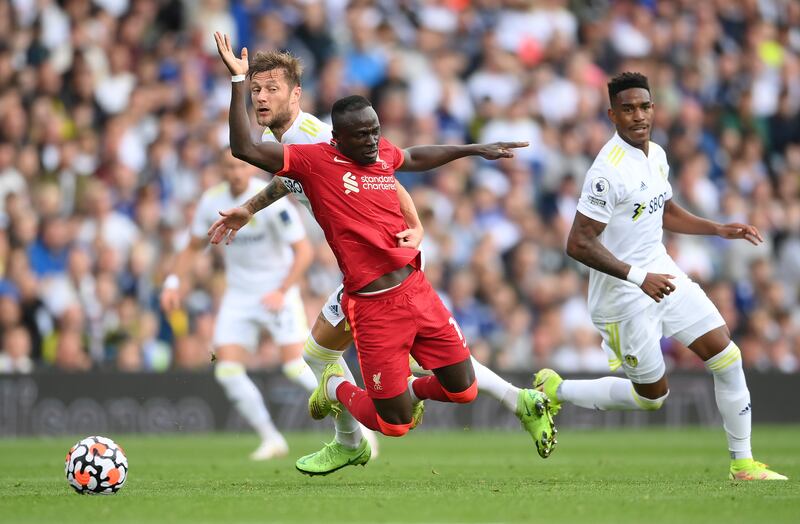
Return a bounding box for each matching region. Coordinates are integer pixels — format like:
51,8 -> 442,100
275,137 -> 420,291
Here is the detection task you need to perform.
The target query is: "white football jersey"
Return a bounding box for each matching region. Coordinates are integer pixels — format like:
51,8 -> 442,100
576,132 -> 682,323
261,110 -> 333,215
191,178 -> 306,293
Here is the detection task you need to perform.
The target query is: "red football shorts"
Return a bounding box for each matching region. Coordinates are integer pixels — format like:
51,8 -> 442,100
342,269 -> 471,399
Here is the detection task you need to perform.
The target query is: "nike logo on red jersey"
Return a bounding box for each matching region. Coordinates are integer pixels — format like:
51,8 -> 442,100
333,156 -> 351,164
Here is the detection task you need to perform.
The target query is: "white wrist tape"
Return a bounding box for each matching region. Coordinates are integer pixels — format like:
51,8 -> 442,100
626,266 -> 647,287
164,274 -> 180,290
231,74 -> 246,83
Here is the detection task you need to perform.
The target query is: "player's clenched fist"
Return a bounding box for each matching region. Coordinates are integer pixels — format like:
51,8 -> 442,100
639,272 -> 676,303
395,225 -> 424,249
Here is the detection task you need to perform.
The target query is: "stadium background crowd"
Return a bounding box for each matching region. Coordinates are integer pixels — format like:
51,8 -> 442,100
0,0 -> 798,377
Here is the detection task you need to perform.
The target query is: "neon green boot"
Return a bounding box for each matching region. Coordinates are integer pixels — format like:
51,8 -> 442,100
295,438 -> 371,476
532,368 -> 563,416
516,389 -> 557,458
729,459 -> 788,480
308,363 -> 344,420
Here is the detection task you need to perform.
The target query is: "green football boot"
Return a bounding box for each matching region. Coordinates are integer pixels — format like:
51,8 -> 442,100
410,399 -> 425,430
516,389 -> 557,458
729,459 -> 788,480
308,363 -> 344,420
532,368 -> 563,416
406,376 -> 425,429
295,438 -> 371,476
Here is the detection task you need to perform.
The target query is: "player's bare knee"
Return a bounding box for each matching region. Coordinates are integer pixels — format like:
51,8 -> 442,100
373,398 -> 413,426
433,358 -> 476,395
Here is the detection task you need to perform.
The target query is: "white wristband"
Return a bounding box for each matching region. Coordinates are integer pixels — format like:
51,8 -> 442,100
164,274 -> 180,290
231,74 -> 246,83
626,266 -> 647,287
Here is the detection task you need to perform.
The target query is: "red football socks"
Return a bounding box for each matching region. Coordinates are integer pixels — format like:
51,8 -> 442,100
412,375 -> 478,403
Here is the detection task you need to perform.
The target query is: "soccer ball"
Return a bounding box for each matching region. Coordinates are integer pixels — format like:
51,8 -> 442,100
65,436 -> 128,495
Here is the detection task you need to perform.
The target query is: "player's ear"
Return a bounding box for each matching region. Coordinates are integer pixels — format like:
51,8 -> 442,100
291,85 -> 301,104
607,106 -> 617,126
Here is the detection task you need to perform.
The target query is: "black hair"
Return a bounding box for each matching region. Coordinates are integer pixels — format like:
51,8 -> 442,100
331,95 -> 373,128
607,72 -> 650,103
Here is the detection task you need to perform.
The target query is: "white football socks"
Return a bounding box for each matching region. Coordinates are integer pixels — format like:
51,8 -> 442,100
215,361 -> 282,442
469,357 -> 520,413
282,355 -> 318,392
559,376 -> 642,410
705,342 -> 752,460
303,335 -> 363,449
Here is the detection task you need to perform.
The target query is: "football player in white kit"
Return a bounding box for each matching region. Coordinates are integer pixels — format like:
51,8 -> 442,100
161,147 -> 317,460
209,41 -> 561,475
534,72 -> 786,481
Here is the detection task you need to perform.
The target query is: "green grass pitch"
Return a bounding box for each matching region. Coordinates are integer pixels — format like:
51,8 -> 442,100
1,426 -> 798,523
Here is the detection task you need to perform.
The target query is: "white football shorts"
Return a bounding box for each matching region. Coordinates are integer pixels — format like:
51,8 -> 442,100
213,286 -> 309,351
320,284 -> 346,327
595,275 -> 725,384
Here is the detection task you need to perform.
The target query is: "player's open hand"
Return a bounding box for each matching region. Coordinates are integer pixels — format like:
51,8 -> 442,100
640,272 -> 676,303
208,206 -> 252,245
160,288 -> 181,313
716,222 -> 763,246
214,32 -> 248,76
396,225 -> 424,249
475,142 -> 529,160
260,290 -> 285,312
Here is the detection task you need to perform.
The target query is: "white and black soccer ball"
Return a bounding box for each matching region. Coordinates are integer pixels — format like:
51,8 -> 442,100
65,436 -> 128,495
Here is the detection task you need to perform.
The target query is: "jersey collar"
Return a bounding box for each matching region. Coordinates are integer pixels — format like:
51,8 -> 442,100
612,132 -> 651,161
275,110 -> 306,144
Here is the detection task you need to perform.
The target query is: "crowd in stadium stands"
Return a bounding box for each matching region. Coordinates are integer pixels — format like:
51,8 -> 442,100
0,0 -> 798,376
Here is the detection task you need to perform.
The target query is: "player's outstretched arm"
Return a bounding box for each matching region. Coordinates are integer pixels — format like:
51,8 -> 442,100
207,179 -> 291,245
567,211 -> 676,303
663,200 -> 763,245
160,237 -> 206,311
394,181 -> 424,248
398,142 -> 529,172
214,31 -> 285,173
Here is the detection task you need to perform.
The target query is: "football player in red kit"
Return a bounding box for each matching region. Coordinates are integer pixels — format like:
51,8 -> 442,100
211,32 -> 556,470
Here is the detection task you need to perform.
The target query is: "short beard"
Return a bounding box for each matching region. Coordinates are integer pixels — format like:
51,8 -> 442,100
260,108 -> 292,131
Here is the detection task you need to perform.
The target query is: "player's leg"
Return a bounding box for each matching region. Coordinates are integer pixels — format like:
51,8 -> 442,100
301,286 -> 378,453
270,286 -> 316,392
213,296 -> 288,460
405,271 -> 555,457
297,283 -> 418,475
675,302 -> 787,480
404,274 -> 478,406
265,287 -> 372,474
214,342 -> 289,461
468,357 -> 521,411
294,311 -> 380,475
535,307 -> 670,413
412,354 -> 554,431
314,273 -> 445,437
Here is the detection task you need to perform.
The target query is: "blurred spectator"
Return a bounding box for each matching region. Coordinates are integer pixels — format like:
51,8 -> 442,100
0,325 -> 33,373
